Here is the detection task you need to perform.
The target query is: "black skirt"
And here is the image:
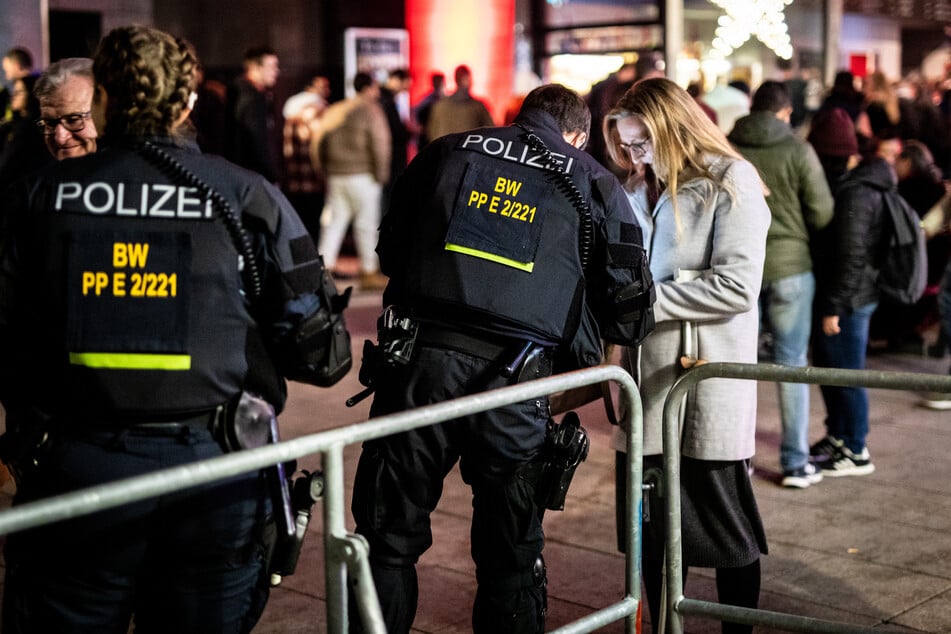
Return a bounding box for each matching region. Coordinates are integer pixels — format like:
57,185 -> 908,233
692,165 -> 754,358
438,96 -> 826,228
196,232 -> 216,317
616,452 -> 768,568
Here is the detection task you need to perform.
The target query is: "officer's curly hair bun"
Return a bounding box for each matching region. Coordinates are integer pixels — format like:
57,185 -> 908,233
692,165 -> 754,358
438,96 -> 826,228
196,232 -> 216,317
93,25 -> 198,140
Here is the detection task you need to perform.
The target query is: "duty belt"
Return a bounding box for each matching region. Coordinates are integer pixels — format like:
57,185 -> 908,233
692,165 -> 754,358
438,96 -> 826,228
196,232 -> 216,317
81,408 -> 222,436
415,323 -> 518,361
415,323 -> 551,381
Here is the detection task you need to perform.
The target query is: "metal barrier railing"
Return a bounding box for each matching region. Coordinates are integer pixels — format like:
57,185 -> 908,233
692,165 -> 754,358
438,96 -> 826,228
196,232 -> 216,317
0,365 -> 644,634
661,362 -> 951,634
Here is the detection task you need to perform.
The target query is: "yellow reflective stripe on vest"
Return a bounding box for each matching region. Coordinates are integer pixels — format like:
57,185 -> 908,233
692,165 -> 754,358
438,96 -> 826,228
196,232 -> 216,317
68,352 -> 192,370
445,243 -> 534,273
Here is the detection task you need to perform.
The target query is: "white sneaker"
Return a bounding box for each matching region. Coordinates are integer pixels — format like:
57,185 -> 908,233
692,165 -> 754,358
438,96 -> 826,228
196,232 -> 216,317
920,392 -> 951,411
781,462 -> 823,489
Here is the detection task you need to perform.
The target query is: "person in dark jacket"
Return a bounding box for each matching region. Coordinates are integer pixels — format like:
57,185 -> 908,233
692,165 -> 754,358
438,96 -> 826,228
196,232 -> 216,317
872,139 -> 950,352
729,80 -> 834,489
226,45 -> 281,182
0,26 -> 340,633
896,140 -> 948,285
349,83 -> 654,634
0,74 -> 52,185
810,148 -> 892,477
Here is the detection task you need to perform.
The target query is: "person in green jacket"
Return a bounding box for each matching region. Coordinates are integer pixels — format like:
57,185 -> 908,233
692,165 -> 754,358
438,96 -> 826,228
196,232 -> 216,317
729,80 -> 834,489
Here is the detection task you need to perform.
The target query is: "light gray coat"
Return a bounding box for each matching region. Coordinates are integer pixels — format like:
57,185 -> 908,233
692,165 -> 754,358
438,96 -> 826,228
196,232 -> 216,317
620,156 -> 771,460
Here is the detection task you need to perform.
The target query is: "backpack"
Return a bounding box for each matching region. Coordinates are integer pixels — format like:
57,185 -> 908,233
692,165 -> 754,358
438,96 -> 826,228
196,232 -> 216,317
875,185 -> 928,305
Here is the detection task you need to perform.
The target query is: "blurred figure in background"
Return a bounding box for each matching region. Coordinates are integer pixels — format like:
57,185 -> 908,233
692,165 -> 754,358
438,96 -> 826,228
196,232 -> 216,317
807,106 -> 860,190
729,80 -> 834,489
313,71 -> 390,290
426,64 -> 493,142
810,134 -> 892,478
379,68 -> 413,200
226,45 -> 281,182
282,75 -> 330,243
412,71 -> 445,150
0,74 -> 51,185
1,47 -> 34,123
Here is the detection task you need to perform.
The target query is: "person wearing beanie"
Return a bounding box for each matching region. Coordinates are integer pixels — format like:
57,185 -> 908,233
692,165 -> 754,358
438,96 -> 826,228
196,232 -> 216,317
807,106 -> 860,189
809,114 -> 898,477
729,80 -> 834,488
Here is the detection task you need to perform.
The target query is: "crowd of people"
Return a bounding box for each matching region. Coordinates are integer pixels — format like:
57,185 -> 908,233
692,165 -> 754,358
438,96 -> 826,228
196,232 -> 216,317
1,28 -> 951,634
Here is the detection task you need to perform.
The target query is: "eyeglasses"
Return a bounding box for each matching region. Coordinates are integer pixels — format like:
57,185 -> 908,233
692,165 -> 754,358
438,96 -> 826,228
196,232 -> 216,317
35,111 -> 92,136
619,137 -> 651,156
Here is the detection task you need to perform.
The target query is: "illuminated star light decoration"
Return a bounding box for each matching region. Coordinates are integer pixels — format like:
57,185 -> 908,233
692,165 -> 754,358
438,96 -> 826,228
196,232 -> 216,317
709,0 -> 794,60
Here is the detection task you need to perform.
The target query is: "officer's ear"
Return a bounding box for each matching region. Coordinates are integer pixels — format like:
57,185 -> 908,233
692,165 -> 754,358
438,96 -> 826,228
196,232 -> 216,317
92,84 -> 108,135
564,131 -> 588,150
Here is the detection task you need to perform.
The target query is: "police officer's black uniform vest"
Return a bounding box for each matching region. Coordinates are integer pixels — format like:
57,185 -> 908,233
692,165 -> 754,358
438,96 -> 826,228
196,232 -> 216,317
382,111 -> 600,347
13,138 -> 284,421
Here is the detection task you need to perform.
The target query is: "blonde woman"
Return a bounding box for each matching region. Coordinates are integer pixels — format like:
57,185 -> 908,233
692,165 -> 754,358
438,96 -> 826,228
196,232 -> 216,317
864,70 -> 901,138
604,78 -> 771,634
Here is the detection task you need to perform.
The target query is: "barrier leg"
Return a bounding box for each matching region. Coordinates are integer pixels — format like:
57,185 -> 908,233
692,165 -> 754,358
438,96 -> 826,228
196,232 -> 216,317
322,444 -> 386,634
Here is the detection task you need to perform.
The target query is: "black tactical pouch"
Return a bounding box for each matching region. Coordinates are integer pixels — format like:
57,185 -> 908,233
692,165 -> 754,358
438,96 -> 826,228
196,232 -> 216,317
615,247 -> 656,346
533,411 -> 590,511
283,263 -> 353,388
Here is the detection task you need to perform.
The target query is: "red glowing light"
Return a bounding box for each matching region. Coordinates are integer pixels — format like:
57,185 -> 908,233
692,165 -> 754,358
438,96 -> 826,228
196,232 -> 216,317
405,0 -> 515,123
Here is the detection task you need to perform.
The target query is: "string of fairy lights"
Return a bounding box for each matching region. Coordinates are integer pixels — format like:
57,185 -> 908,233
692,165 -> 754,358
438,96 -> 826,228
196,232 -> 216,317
709,0 -> 795,60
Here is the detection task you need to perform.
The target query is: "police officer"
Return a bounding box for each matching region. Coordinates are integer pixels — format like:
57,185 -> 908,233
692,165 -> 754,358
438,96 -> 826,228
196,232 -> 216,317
350,84 -> 654,633
0,26 -> 342,633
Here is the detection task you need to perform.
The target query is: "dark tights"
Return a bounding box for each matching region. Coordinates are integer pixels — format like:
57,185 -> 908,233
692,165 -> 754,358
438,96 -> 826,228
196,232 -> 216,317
642,557 -> 761,634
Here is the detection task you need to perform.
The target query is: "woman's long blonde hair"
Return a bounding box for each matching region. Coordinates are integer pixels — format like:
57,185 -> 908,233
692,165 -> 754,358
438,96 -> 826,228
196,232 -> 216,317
603,77 -> 745,224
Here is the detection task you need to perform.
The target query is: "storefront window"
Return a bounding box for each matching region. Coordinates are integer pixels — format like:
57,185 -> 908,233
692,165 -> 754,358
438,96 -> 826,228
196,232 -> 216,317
544,0 -> 659,27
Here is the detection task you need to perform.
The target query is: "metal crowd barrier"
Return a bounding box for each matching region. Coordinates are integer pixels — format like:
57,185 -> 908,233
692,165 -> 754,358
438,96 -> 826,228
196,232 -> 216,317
0,365 -> 645,634
660,362 -> 951,634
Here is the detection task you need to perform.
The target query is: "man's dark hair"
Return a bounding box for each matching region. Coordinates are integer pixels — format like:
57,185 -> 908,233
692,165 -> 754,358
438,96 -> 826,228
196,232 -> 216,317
243,45 -> 276,65
353,72 -> 374,93
518,83 -> 590,137
430,72 -> 445,90
4,47 -> 32,70
751,80 -> 791,113
454,65 -> 471,85
728,79 -> 751,96
390,68 -> 409,82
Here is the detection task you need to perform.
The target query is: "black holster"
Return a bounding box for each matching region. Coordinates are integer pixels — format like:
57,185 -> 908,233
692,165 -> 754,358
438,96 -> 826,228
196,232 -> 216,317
524,411 -> 590,511
347,306 -> 418,407
269,470 -> 324,582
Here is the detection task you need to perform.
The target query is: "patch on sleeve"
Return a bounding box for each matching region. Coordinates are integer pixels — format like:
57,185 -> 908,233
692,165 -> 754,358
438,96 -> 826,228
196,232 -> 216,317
289,235 -> 319,265
619,221 -> 642,244
607,242 -> 639,267
285,261 -> 325,296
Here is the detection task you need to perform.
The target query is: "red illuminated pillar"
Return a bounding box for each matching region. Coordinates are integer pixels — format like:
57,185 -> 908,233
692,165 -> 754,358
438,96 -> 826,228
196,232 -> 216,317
405,0 -> 515,123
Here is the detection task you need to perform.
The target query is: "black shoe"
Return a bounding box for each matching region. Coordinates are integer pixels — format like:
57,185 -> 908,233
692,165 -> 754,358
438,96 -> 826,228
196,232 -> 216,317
809,435 -> 843,463
821,446 -> 875,477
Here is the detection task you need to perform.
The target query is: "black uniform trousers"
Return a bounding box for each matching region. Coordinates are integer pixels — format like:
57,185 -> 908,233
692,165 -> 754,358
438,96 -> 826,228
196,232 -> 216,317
2,423 -> 270,634
351,343 -> 552,634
